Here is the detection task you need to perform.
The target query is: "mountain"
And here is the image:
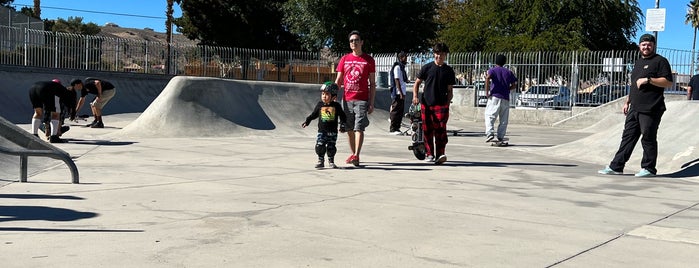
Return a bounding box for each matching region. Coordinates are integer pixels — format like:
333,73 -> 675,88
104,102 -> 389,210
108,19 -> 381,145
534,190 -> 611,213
97,24 -> 198,46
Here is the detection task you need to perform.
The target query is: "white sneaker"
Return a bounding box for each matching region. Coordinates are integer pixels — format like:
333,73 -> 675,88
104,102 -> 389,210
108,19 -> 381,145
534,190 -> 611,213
485,133 -> 496,142
390,131 -> 402,135
424,155 -> 435,162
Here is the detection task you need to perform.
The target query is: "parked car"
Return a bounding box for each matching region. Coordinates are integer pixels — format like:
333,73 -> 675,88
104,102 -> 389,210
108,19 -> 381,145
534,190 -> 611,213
472,81 -> 487,106
576,84 -> 629,106
517,85 -> 571,109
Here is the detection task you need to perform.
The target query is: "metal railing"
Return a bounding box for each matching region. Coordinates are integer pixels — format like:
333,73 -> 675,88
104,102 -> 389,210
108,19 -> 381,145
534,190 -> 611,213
1,25 -> 695,109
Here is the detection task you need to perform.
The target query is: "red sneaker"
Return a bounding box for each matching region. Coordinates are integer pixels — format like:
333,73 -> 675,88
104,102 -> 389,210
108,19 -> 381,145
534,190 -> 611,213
351,155 -> 360,166
345,154 -> 355,164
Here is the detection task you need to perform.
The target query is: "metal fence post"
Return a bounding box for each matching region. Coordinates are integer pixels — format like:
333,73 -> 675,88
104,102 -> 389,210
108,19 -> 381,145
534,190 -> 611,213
19,155 -> 27,182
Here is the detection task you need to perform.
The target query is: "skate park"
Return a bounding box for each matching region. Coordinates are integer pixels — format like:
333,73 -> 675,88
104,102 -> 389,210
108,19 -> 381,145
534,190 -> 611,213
1,66 -> 699,267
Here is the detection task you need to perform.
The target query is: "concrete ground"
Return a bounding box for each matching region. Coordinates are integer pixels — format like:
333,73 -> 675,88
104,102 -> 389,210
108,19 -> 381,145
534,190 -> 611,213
1,77 -> 699,267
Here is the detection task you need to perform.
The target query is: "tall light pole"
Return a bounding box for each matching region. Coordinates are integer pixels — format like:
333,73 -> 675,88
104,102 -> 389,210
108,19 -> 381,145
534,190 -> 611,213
654,0 -> 660,41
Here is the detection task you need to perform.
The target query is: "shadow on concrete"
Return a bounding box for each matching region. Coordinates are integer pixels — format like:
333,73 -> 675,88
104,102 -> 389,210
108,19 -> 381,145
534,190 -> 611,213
500,144 -> 558,148
367,161 -> 577,169
441,161 -> 577,168
0,205 -> 97,222
64,139 -> 136,146
0,227 -> 143,232
351,162 -> 433,171
0,194 -> 84,200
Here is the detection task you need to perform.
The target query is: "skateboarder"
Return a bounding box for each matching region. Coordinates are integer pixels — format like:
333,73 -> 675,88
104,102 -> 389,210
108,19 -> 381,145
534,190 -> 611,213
412,42 -> 456,165
484,54 -> 517,143
76,78 -> 116,128
28,79 -> 71,143
302,82 -> 347,168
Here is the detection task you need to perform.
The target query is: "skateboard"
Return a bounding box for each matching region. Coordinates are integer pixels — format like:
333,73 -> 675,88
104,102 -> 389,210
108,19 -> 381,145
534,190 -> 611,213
490,137 -> 510,147
405,104 -> 426,160
446,128 -> 463,136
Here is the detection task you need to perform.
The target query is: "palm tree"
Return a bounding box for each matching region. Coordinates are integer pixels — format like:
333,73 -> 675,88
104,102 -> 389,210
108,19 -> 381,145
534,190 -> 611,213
166,0 -> 175,74
33,0 -> 40,17
686,0 -> 699,73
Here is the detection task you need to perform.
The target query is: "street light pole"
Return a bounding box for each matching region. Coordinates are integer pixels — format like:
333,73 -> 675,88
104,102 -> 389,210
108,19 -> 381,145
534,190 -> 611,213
654,0 -> 660,41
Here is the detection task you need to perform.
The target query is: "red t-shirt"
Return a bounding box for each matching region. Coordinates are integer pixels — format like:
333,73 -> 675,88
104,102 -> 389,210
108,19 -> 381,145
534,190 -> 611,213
336,53 -> 375,101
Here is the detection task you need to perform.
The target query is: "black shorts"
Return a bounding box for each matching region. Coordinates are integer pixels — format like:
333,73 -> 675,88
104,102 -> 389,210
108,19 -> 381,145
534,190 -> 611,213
29,85 -> 57,112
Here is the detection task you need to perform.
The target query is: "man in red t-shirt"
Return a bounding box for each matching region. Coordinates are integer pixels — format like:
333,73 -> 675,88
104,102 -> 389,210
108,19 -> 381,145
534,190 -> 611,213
335,30 -> 376,166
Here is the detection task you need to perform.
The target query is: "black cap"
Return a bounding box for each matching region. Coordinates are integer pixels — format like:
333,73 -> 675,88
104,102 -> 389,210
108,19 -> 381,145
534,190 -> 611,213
639,33 -> 656,44
69,79 -> 82,86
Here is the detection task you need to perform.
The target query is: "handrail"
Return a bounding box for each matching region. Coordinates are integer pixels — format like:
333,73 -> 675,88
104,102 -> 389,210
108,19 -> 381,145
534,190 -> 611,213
0,145 -> 79,184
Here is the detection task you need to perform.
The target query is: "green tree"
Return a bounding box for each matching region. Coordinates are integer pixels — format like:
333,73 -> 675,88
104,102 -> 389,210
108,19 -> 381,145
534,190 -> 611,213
19,6 -> 38,18
437,0 -> 642,52
51,17 -> 101,35
1,0 -> 14,7
176,0 -> 301,50
283,0 -> 438,53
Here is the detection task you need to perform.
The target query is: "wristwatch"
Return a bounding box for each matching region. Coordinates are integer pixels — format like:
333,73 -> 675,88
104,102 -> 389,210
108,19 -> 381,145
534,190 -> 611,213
646,76 -> 652,84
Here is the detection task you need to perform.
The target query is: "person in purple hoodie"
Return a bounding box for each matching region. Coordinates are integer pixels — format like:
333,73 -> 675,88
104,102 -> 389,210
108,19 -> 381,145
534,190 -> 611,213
484,54 -> 518,142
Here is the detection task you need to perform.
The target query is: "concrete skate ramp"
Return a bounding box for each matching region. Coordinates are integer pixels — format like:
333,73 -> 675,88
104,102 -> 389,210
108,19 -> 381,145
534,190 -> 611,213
0,66 -> 171,124
115,76 -> 391,138
547,101 -> 699,175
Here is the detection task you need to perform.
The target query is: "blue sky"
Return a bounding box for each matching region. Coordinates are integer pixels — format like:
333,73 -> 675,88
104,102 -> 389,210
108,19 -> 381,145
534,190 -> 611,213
10,0 -> 699,52
635,0 -> 696,51
12,0 -> 182,32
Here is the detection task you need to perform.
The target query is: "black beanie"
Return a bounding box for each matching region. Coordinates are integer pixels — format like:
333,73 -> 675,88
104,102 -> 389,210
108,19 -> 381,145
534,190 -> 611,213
70,79 -> 83,86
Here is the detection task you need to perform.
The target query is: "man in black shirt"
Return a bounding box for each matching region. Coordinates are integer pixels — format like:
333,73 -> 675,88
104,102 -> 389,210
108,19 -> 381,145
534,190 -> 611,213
598,34 -> 673,177
76,78 -> 116,128
412,43 -> 456,165
687,73 -> 699,100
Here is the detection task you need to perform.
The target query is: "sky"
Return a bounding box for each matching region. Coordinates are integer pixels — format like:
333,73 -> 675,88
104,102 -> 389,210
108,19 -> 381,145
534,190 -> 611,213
11,0 -> 182,33
9,0 -> 699,52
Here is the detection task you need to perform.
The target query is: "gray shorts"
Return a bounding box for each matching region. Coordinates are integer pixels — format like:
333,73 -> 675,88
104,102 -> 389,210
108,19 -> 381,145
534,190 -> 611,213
342,100 -> 370,131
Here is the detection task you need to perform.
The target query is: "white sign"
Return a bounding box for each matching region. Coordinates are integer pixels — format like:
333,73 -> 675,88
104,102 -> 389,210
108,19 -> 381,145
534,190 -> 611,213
603,58 -> 624,72
645,8 -> 666,32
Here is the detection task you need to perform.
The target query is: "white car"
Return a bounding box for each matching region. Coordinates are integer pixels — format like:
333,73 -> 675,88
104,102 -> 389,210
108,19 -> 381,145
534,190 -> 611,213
517,85 -> 571,109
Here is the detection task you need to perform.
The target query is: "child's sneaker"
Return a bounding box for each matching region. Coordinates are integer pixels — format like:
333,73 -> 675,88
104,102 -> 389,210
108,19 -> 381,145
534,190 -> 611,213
328,162 -> 338,169
345,154 -> 354,164
634,168 -> 655,177
597,166 -> 622,175
315,160 -> 324,169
